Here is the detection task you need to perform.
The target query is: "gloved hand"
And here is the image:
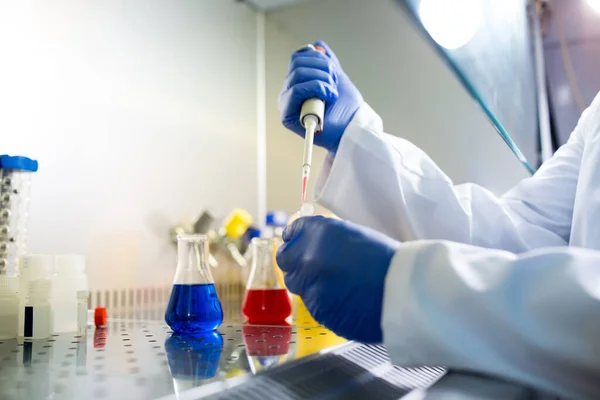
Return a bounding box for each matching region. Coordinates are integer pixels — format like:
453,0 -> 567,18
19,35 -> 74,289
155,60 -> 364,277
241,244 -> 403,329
278,41 -> 364,154
276,216 -> 400,343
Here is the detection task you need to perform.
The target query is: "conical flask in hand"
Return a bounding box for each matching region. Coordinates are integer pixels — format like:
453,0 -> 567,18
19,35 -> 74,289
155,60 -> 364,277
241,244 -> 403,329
166,234 -> 223,333
242,238 -> 291,324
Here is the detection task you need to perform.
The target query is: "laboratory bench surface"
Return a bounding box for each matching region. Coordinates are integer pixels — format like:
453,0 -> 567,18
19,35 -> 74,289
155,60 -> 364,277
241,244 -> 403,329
0,310 -> 550,400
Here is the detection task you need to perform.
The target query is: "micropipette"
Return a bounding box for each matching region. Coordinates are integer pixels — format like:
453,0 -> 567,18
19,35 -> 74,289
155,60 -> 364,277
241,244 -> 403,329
299,45 -> 326,205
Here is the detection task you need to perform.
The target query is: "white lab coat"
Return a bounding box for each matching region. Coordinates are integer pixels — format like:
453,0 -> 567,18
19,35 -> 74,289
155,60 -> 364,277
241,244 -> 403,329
314,93 -> 600,400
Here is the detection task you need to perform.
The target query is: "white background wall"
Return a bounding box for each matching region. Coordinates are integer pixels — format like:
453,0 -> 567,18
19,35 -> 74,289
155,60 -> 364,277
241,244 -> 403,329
0,0 -> 534,292
0,1 -> 259,291
265,0 -> 531,213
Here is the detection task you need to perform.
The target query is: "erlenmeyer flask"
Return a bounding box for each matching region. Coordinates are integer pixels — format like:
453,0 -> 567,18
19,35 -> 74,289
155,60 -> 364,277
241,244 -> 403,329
241,238 -> 291,324
165,234 -> 223,333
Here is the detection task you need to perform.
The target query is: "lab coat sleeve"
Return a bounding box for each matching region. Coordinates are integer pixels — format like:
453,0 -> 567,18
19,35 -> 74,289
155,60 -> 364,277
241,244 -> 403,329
314,103 -> 587,253
382,241 -> 600,400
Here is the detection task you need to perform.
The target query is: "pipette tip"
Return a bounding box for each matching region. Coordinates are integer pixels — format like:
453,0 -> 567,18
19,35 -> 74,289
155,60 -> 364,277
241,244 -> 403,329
301,176 -> 308,204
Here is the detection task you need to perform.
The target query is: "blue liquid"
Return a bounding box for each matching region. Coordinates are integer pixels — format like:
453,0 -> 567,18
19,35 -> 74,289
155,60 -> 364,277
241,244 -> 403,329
164,331 -> 224,379
165,284 -> 223,333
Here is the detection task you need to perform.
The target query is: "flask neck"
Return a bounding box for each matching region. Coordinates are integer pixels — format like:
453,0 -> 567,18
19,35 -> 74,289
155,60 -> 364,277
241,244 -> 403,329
174,235 -> 213,285
252,240 -> 275,268
247,238 -> 282,290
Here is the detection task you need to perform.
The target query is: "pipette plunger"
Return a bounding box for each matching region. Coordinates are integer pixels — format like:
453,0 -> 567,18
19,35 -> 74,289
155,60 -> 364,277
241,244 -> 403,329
297,44 -> 326,206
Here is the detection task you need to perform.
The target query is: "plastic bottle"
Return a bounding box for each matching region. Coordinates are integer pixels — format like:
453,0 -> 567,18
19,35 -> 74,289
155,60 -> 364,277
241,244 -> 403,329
165,234 -> 223,333
51,255 -> 87,333
19,255 -> 52,339
242,238 -> 291,324
0,275 -> 19,339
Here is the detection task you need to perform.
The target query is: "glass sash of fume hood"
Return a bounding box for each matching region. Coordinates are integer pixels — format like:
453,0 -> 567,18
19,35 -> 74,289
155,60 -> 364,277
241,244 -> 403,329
400,0 -> 538,173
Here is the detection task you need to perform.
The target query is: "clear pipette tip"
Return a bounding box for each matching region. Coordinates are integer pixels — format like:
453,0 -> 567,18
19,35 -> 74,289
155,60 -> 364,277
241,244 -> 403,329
301,164 -> 310,204
302,177 -> 308,204
301,114 -> 317,206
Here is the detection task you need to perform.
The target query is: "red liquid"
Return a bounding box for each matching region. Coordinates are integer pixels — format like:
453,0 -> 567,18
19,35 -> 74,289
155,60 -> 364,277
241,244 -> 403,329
242,288 -> 292,324
243,323 -> 292,356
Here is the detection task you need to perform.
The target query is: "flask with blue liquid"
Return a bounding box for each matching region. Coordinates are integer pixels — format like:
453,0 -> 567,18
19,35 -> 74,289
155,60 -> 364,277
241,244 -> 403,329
165,234 -> 223,333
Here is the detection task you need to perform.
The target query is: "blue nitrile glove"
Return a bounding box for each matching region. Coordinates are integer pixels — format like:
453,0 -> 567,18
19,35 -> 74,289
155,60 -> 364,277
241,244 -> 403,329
278,41 -> 364,154
276,216 -> 399,344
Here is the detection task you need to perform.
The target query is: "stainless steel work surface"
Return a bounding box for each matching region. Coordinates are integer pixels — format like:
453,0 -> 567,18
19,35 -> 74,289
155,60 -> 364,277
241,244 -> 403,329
0,317 -> 352,400
0,313 -> 547,400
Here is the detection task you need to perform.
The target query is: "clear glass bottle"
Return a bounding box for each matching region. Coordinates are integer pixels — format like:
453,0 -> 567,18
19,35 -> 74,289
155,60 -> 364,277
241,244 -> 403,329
165,234 -> 223,333
241,238 -> 291,324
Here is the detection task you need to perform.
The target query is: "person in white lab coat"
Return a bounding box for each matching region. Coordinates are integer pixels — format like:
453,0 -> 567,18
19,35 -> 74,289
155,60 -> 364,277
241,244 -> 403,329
276,41 -> 600,399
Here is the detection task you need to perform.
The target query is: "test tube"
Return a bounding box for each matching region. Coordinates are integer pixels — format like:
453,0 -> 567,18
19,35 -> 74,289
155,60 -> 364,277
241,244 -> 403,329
0,155 -> 38,276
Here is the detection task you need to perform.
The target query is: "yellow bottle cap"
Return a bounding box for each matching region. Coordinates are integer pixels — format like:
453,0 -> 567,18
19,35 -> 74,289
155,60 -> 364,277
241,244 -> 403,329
224,208 -> 253,239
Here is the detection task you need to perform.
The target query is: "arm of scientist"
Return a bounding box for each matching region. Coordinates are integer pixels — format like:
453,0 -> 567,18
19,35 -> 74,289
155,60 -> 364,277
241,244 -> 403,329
314,102 -> 586,253
280,41 -> 590,253
278,217 -> 600,400
383,241 -> 600,400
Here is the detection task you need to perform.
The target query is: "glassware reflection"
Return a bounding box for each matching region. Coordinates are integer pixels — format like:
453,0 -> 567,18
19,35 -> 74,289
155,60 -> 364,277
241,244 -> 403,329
93,327 -> 106,349
76,333 -> 87,375
242,323 -> 292,374
164,331 -> 224,393
219,334 -> 250,379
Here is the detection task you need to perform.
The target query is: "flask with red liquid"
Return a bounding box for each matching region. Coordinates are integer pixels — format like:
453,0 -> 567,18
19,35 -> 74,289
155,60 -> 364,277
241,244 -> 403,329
242,238 -> 291,324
